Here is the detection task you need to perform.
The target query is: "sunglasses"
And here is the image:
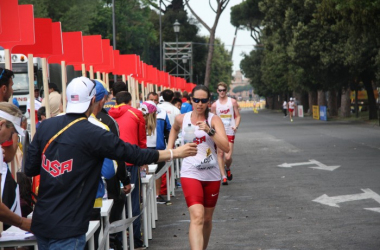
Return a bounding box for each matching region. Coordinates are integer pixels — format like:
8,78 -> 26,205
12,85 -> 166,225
217,89 -> 226,92
192,97 -> 209,104
0,69 -> 5,80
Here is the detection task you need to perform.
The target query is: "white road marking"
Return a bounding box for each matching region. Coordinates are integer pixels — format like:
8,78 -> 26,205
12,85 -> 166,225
278,159 -> 340,171
313,188 -> 380,213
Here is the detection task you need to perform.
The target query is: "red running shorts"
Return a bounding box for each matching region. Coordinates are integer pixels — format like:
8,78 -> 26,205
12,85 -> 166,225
227,135 -> 235,143
181,177 -> 221,208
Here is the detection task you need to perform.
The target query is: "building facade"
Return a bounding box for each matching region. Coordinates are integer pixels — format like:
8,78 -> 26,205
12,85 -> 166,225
228,70 -> 252,101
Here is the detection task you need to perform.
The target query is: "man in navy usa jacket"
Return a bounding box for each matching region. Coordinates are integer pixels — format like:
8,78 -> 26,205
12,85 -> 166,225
25,76 -> 197,250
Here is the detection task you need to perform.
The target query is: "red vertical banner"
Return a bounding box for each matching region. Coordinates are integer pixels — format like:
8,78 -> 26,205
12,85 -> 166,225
120,54 -> 137,76
83,35 -> 103,70
17,5 -> 35,46
13,18 -> 53,56
51,22 -> 63,57
112,50 -> 120,75
49,31 -> 84,65
0,0 -> 21,48
165,72 -> 170,88
93,40 -> 111,73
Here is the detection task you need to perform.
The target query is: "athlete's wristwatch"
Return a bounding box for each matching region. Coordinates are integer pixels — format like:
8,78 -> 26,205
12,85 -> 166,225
208,127 -> 216,136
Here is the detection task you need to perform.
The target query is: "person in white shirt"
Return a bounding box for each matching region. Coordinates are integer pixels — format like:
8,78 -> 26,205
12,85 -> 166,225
167,85 -> 229,250
211,82 -> 241,185
157,89 -> 181,198
288,97 -> 296,122
282,100 -> 288,117
158,89 -> 181,126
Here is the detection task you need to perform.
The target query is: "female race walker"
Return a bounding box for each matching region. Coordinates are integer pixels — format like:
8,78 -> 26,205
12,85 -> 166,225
168,85 -> 229,250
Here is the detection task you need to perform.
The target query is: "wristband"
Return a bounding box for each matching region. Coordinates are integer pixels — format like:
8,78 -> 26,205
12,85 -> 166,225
168,149 -> 173,162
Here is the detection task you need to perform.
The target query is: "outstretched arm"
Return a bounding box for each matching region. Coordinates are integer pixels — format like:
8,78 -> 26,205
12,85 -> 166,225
0,203 -> 31,232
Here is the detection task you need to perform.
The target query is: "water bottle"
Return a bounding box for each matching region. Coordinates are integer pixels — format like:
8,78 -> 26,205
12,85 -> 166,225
183,124 -> 196,144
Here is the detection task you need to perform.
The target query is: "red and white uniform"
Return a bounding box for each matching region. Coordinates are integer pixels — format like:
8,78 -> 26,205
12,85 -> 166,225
288,101 -> 295,112
215,97 -> 236,136
181,112 -> 219,181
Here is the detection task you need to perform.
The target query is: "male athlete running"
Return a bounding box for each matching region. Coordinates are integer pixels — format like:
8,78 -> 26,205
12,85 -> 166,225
211,82 -> 241,185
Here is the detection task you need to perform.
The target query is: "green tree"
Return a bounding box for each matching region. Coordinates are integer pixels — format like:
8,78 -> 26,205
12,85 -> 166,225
208,38 -> 232,92
240,49 -> 267,95
90,0 -> 157,62
184,0 -> 231,87
19,0 -> 48,17
230,0 -> 264,44
318,0 -> 380,119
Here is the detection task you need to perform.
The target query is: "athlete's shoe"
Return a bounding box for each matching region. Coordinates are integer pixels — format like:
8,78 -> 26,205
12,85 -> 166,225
291,119 -> 293,122
156,195 -> 166,204
226,169 -> 233,181
222,177 -> 228,185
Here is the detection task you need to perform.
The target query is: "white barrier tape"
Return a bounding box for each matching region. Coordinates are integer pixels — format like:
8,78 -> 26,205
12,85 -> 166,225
154,160 -> 172,180
98,216 -> 137,250
98,178 -> 155,249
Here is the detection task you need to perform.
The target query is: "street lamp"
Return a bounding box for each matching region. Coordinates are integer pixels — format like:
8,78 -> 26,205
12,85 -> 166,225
181,55 -> 188,64
173,19 -> 180,77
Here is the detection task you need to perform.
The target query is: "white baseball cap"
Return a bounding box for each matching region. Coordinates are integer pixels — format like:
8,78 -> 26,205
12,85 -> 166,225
290,97 -> 293,101
66,77 -> 96,114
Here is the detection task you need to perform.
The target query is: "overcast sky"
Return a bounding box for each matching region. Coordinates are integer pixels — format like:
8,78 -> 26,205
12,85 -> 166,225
184,0 -> 256,75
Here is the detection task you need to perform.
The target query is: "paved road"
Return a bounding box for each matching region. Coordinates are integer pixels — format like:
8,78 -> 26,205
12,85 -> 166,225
149,109 -> 380,250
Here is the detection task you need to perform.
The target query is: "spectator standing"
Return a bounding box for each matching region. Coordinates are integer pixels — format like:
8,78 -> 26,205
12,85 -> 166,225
171,98 -> 182,110
158,89 -> 180,126
108,91 -> 147,249
41,82 -> 61,117
146,92 -> 159,105
173,91 -> 182,100
34,87 -> 42,102
104,81 -> 127,112
0,68 -> 22,223
95,80 -> 132,249
0,102 -> 31,232
25,76 -> 197,249
140,101 -> 171,204
157,89 -> 181,196
0,68 -> 17,162
282,100 -> 288,117
36,106 -> 46,129
87,80 -> 117,249
181,94 -> 193,114
181,90 -> 189,104
167,85 -> 229,250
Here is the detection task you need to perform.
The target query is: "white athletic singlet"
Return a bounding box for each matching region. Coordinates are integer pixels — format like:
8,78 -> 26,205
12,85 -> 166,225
289,101 -> 295,109
181,112 -> 220,181
215,97 -> 236,135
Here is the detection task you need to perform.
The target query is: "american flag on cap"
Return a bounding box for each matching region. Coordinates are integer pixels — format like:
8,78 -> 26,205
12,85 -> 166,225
71,95 -> 79,101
